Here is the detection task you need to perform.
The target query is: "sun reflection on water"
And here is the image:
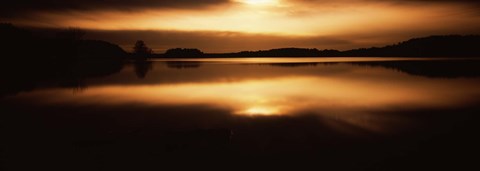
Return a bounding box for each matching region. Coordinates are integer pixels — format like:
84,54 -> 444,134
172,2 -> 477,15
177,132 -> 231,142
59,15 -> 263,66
8,62 -> 480,133
13,75 -> 480,117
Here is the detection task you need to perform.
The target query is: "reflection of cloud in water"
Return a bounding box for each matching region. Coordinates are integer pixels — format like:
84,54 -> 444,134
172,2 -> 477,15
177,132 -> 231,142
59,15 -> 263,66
10,74 -> 480,133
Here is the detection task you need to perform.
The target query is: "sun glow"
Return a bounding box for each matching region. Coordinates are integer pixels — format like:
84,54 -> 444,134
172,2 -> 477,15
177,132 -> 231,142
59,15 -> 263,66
240,106 -> 280,116
238,0 -> 279,6
17,0 -> 477,39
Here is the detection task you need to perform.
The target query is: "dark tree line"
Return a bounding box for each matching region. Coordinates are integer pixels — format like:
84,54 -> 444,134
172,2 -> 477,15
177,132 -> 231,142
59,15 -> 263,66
158,35 -> 480,58
0,23 -> 126,96
164,48 -> 204,58
341,35 -> 480,57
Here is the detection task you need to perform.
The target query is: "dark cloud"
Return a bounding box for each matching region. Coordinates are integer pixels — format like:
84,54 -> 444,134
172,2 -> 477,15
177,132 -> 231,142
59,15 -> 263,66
0,0 -> 230,18
291,0 -> 480,7
380,0 -> 480,8
80,27 -> 480,53
2,0 -> 479,19
401,0 -> 480,3
291,0 -> 480,15
295,0 -> 480,4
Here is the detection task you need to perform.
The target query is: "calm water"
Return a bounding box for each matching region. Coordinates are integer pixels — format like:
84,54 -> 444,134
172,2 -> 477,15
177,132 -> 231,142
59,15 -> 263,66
2,58 -> 480,170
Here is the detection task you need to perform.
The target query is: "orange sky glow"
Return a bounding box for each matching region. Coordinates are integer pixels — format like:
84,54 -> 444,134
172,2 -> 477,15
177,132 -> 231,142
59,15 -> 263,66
2,0 -> 480,52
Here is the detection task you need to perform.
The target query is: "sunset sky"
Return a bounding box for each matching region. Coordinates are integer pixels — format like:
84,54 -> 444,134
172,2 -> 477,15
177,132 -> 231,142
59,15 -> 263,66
2,0 -> 480,52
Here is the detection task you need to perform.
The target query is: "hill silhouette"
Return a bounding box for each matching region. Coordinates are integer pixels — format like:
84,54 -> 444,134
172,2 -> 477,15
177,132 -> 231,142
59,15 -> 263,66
162,35 -> 480,58
342,35 -> 480,57
1,23 -> 128,62
0,23 -> 127,96
76,40 -> 127,60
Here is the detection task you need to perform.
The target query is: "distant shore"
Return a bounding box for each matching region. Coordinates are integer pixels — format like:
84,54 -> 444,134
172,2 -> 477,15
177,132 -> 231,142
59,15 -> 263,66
2,23 -> 480,59
152,35 -> 480,58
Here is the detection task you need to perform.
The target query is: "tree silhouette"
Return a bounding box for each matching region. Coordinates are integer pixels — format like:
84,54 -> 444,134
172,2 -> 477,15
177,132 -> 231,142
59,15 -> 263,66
133,40 -> 153,59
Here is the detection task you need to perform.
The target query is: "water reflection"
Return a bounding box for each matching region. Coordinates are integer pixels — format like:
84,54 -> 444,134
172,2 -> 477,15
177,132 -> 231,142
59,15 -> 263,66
3,58 -> 480,170
166,61 -> 201,69
6,59 -> 480,133
133,60 -> 153,79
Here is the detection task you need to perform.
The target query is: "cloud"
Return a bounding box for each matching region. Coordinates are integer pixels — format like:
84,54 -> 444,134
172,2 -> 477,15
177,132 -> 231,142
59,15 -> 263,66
287,0 -> 480,10
0,0 -> 230,18
3,0 -> 480,52
292,0 -> 480,4
79,25 -> 480,53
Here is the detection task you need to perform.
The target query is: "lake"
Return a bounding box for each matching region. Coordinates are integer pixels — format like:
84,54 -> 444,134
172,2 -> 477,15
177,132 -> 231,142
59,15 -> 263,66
2,58 -> 480,170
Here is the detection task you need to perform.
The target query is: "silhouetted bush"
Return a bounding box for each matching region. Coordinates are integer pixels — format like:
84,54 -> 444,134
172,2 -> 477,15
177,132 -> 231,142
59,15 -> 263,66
164,48 -> 204,58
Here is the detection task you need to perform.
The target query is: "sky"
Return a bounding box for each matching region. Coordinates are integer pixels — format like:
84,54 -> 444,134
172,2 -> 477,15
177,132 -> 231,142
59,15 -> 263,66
1,0 -> 480,52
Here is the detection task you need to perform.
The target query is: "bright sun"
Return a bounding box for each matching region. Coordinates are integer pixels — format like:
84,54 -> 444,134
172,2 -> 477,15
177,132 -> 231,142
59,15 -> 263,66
239,106 -> 280,116
240,0 -> 278,6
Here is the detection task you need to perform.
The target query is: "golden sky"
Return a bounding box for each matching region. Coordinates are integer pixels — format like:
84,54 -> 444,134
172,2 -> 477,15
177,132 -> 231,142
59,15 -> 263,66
2,0 -> 480,52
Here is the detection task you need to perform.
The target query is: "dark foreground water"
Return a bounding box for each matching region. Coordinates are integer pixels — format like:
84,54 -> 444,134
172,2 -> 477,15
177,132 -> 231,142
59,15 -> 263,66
1,58 -> 480,170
